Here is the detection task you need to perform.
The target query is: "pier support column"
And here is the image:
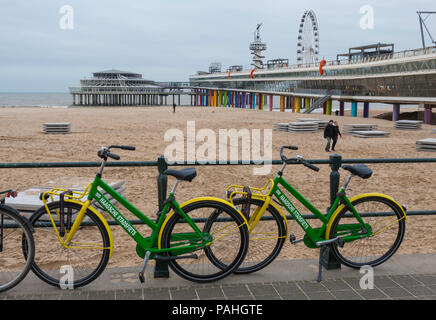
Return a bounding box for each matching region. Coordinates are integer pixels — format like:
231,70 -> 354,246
258,94 -> 262,110
296,98 -> 301,113
424,105 -> 432,124
339,101 -> 345,116
393,104 -> 400,122
351,102 -> 358,117
326,100 -> 332,116
279,96 -> 284,112
363,102 -> 370,118
305,98 -> 310,111
323,101 -> 327,115
292,97 -> 296,112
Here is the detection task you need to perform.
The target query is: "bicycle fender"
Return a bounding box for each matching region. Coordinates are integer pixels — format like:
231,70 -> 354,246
65,200 -> 114,258
325,193 -> 407,240
158,197 -> 249,249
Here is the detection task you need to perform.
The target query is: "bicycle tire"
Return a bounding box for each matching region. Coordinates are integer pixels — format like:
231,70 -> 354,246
328,195 -> 406,268
226,198 -> 287,274
160,199 -> 249,283
0,204 -> 34,293
29,201 -> 110,289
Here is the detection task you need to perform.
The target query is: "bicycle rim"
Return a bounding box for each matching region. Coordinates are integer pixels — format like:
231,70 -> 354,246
230,198 -> 286,274
29,201 -> 110,288
161,200 -> 248,282
0,205 -> 34,293
329,196 -> 406,268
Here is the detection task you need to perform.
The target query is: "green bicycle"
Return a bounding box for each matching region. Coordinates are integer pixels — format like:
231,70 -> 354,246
28,145 -> 249,288
226,146 -> 407,280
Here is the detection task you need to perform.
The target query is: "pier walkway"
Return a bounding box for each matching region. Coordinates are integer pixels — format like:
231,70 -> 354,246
3,253 -> 436,300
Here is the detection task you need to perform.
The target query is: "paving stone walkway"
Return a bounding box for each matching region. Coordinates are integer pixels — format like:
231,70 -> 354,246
4,274 -> 436,300
3,254 -> 436,300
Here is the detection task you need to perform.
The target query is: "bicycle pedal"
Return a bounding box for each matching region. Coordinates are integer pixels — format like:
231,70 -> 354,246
138,273 -> 145,284
289,234 -> 304,245
138,251 -> 151,283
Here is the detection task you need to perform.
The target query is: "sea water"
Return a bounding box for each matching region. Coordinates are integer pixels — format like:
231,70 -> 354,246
0,92 -> 72,107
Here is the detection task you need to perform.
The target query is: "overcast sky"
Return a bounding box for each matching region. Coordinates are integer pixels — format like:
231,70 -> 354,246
0,0 -> 435,92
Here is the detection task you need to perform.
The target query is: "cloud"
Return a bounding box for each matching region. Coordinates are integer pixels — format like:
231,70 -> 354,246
0,0 -> 433,91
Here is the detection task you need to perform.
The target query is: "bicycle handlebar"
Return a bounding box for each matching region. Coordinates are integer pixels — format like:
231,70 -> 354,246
280,145 -> 299,162
300,159 -> 320,172
108,145 -> 136,151
279,145 -> 320,173
106,152 -> 121,160
98,145 -> 136,161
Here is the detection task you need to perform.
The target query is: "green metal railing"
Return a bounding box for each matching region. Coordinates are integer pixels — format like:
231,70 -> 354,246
1,154 -> 436,276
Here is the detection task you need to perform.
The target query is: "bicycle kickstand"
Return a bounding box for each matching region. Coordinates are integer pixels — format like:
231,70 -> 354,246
317,246 -> 326,283
138,251 -> 151,283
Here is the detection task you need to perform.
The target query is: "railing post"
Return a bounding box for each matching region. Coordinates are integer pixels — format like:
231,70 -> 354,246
154,155 -> 170,278
321,153 -> 342,270
329,154 -> 342,207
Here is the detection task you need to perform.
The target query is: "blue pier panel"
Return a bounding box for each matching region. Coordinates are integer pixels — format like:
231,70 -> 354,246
351,102 -> 358,117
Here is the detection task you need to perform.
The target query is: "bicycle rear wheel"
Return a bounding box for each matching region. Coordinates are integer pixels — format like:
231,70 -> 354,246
229,198 -> 286,274
0,204 -> 34,293
328,195 -> 406,268
29,201 -> 110,288
160,199 -> 249,283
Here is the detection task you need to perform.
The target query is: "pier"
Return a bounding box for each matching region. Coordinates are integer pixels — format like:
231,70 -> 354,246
188,44 -> 436,124
69,70 -> 188,107
68,49 -> 436,124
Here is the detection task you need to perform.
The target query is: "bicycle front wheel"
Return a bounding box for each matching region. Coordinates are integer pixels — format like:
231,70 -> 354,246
29,201 -> 110,289
160,199 -> 249,283
328,195 -> 406,268
231,198 -> 287,274
0,204 -> 34,293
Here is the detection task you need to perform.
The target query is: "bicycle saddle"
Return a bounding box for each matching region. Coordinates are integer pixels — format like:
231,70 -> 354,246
342,164 -> 373,179
164,167 -> 197,182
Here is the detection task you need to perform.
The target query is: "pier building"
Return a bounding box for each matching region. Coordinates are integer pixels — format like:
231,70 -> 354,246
69,69 -> 177,106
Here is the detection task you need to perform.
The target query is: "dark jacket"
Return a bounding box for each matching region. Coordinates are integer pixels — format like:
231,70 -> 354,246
324,123 -> 335,138
333,126 -> 341,139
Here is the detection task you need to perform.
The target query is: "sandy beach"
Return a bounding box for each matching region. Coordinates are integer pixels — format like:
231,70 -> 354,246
1,105 -> 436,267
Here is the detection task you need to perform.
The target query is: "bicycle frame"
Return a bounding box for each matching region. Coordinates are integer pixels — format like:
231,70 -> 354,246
228,175 -> 371,249
269,175 -> 369,247
50,174 -> 211,259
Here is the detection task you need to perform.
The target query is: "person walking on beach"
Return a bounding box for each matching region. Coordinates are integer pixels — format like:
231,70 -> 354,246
332,121 -> 342,152
324,120 -> 335,152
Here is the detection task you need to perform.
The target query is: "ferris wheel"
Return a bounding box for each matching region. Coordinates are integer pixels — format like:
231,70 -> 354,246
297,10 -> 320,64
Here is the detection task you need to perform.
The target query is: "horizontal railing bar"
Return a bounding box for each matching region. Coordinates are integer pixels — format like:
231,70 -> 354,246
341,158 -> 436,164
1,158 -> 436,169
